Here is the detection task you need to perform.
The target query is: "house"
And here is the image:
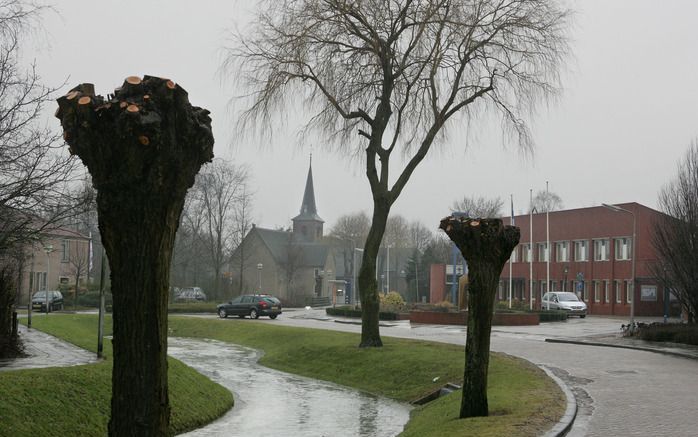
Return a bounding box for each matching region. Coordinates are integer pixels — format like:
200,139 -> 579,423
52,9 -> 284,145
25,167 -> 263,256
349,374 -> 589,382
18,227 -> 92,305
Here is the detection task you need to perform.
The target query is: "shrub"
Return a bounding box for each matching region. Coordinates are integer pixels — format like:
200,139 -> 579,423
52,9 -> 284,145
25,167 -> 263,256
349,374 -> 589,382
77,291 -> 113,308
636,323 -> 698,345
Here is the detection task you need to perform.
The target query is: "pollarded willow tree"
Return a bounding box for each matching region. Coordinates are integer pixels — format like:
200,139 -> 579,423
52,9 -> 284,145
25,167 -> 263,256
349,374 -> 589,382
56,76 -> 214,436
231,0 -> 570,347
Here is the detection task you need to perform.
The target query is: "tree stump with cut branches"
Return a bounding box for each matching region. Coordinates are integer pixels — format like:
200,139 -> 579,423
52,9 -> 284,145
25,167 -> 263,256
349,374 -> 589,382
56,76 -> 214,437
439,216 -> 519,419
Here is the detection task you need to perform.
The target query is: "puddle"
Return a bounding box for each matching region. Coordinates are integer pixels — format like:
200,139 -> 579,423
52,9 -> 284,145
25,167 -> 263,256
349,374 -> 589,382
169,337 -> 411,436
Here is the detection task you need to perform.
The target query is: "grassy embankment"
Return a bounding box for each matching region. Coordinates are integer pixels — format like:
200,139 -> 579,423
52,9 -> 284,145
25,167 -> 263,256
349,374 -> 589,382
4,314 -> 565,437
168,316 -> 565,437
1,315 -> 233,437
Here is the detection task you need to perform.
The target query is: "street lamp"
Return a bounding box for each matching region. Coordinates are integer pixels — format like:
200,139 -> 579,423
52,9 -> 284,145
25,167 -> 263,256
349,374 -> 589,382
43,244 -> 54,315
256,263 -> 263,294
602,203 -> 636,326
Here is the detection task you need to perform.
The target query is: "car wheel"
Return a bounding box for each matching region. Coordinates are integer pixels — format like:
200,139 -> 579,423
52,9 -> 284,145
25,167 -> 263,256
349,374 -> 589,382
269,314 -> 278,320
250,308 -> 259,319
238,315 -> 245,318
48,303 -> 53,313
218,308 -> 227,318
580,315 -> 586,318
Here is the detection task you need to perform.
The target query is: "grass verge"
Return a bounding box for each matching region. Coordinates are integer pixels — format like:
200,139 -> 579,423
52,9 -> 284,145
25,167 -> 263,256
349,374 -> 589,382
168,316 -> 565,436
2,315 -> 232,437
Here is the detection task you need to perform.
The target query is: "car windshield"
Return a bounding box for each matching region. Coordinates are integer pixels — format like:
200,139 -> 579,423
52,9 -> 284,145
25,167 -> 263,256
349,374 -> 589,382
263,297 -> 280,304
33,291 -> 46,298
557,293 -> 579,302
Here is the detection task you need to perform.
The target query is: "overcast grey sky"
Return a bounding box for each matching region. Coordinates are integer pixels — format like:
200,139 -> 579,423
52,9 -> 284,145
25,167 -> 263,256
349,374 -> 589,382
29,0 -> 698,231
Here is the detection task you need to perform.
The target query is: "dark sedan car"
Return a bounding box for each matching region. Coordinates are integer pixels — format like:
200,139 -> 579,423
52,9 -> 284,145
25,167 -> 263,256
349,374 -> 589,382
31,290 -> 64,312
217,294 -> 282,319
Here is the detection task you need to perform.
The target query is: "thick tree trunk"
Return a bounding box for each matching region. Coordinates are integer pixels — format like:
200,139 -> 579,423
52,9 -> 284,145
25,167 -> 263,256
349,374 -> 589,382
0,264 -> 21,358
56,76 -> 214,436
359,200 -> 390,347
440,217 -> 519,419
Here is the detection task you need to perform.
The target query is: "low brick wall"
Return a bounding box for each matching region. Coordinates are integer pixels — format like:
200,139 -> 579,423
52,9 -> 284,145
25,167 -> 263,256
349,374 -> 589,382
492,312 -> 539,326
409,311 -> 539,326
410,311 -> 467,325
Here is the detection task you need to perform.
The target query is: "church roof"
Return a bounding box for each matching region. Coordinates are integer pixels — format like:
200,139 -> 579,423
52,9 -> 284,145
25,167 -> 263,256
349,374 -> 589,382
292,157 -> 324,223
254,227 -> 330,267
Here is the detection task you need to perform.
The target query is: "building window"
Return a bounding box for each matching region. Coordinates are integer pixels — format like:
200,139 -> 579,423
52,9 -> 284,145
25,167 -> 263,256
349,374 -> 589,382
583,281 -> 589,302
61,239 -> 69,262
555,241 -> 569,262
539,280 -> 546,298
614,237 -> 632,260
593,281 -> 600,302
615,281 -> 622,303
510,246 -> 518,263
594,239 -> 610,261
537,243 -> 549,262
521,244 -> 532,262
626,281 -> 633,303
574,240 -> 588,261
641,285 -> 658,301
35,272 -> 47,291
604,280 -> 610,303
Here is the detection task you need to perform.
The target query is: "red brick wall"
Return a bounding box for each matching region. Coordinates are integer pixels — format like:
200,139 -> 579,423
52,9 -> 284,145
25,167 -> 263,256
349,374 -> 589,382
429,264 -> 446,304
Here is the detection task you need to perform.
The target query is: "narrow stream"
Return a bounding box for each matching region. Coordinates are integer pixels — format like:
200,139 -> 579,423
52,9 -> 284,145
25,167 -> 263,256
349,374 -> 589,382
169,337 -> 412,437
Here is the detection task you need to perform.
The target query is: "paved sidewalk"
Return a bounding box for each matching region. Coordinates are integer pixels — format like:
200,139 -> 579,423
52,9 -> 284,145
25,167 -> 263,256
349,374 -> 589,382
546,333 -> 698,360
0,324 -> 98,372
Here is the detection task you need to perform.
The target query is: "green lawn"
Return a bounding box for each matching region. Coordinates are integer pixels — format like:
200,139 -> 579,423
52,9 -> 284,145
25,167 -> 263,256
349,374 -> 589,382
4,314 -> 565,437
167,316 -> 565,436
2,315 -> 232,437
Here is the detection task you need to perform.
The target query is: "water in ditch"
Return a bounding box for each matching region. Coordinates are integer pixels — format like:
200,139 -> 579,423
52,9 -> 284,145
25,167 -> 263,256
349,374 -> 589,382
169,337 -> 411,437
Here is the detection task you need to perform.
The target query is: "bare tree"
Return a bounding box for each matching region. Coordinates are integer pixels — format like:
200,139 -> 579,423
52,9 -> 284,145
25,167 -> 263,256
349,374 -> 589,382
329,211 -> 371,248
192,159 -> 249,300
407,220 -> 433,253
652,141 -> 698,323
0,1 -> 80,358
230,0 -> 570,347
452,196 -> 503,217
66,238 -> 89,308
230,184 -> 255,295
530,190 -> 563,213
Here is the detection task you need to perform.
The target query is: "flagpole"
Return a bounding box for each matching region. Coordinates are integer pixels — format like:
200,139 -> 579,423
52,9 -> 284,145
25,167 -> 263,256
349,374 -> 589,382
529,189 -> 533,311
546,181 -> 551,311
509,194 -> 514,309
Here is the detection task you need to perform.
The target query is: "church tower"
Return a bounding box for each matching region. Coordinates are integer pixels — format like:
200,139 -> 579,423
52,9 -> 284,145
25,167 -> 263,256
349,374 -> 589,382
292,155 -> 324,242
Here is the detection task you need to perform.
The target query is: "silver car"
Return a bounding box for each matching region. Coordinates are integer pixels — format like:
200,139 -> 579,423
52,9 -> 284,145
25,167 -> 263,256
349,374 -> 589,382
542,291 -> 587,318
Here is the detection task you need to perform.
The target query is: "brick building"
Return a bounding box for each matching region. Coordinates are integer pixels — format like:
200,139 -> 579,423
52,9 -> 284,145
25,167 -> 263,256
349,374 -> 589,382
498,202 -> 678,317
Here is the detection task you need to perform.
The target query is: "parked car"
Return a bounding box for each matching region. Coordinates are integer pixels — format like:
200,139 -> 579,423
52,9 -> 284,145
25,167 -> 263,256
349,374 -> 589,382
217,294 -> 282,319
541,291 -> 587,318
31,290 -> 64,312
175,287 -> 207,302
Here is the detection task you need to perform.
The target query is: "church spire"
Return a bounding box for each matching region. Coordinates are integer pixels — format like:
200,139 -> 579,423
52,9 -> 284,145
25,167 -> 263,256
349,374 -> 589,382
292,154 -> 324,241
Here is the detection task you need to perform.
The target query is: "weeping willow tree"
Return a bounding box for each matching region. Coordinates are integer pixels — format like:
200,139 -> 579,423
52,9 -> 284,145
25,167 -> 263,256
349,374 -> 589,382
229,0 -> 571,347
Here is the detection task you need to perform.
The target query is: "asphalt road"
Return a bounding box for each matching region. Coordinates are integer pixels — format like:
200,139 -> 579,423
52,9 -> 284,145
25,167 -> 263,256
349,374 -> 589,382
260,309 -> 698,437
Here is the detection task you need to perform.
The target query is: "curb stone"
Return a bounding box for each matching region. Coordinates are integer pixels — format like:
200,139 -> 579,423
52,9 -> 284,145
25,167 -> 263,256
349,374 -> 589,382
540,365 -> 578,437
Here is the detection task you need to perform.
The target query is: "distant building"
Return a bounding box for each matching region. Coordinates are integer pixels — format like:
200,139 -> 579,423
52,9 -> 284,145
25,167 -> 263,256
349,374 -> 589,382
429,203 -> 680,317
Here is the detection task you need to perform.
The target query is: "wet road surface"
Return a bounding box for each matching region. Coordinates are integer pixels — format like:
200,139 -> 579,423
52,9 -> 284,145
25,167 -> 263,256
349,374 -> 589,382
168,337 -> 411,437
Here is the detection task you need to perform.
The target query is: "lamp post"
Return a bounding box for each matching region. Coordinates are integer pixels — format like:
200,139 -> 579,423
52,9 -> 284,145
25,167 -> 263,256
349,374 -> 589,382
602,203 -> 636,326
256,263 -> 263,294
43,244 -> 54,315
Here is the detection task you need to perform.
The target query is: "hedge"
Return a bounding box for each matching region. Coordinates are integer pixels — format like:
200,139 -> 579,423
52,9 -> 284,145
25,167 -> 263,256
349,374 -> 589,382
325,306 -> 400,320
